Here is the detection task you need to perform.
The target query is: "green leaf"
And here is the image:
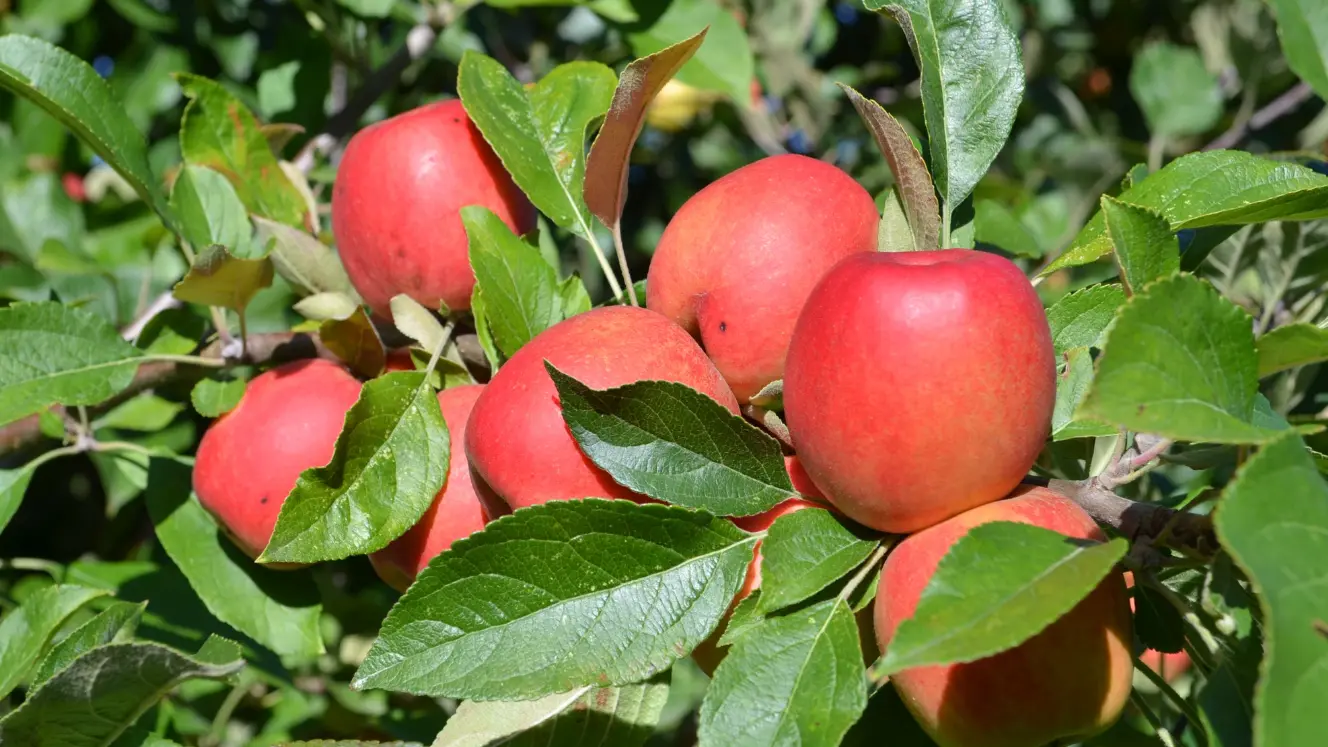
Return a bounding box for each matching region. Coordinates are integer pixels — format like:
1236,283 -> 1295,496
464,206 -> 567,358
336,0 -> 396,17
294,292 -> 361,322
0,35 -> 172,224
756,510 -> 879,614
458,55 -> 615,239
1197,632 -> 1261,747
94,394 -> 184,432
389,293 -> 449,352
172,244 -> 274,312
1257,323 -> 1328,377
433,689 -> 592,747
869,0 -> 1023,215
469,287 -> 505,371
699,599 -> 866,747
252,216 -> 358,298
875,522 -> 1127,675
435,680 -> 669,747
260,371 -> 449,564
547,365 -> 795,516
170,164 -> 251,257
1046,285 -> 1126,356
584,29 -> 707,233
1129,42 -> 1223,138
0,301 -> 144,427
974,199 -> 1042,258
320,307 -> 386,379
1214,433 -> 1328,746
876,188 -> 916,253
1079,274 -> 1284,444
176,73 -> 306,227
1042,151 -> 1328,274
190,376 -> 246,418
1132,581 -> 1186,655
0,642 -> 244,747
0,465 -> 37,535
840,84 -> 939,251
1051,348 -> 1115,441
352,499 -> 756,699
0,584 -> 109,700
717,592 -> 766,647
144,459 -> 324,661
1100,196 -> 1178,295
256,60 -> 300,118
32,601 -> 146,686
626,0 -> 753,105
1268,0 -> 1328,100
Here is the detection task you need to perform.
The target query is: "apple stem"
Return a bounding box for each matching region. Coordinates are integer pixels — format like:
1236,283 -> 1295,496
940,203 -> 952,248
582,229 -> 626,301
612,223 -> 640,306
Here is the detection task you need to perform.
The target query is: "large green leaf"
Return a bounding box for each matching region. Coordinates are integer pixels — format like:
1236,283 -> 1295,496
1100,197 -> 1178,295
260,371 -> 449,564
0,465 -> 37,535
1256,323 -> 1328,377
170,164 -> 251,257
547,366 -> 795,516
1214,434 -> 1328,746
144,459 -> 325,661
868,0 -> 1023,217
698,599 -> 866,747
352,500 -> 755,699
1046,284 -> 1126,356
176,73 -> 306,227
463,206 -> 569,359
0,301 -> 144,427
1079,274 -> 1284,444
1129,42 -> 1223,138
756,509 -> 879,614
1268,0 -> 1328,100
0,35 -> 171,224
1043,151 -> 1328,274
626,0 -> 753,105
31,601 -> 145,686
435,680 -> 669,747
0,643 -> 244,747
875,522 -> 1127,675
458,54 -> 615,239
0,584 -> 108,700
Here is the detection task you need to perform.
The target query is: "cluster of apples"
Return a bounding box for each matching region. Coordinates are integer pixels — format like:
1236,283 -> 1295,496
193,98 -> 1144,747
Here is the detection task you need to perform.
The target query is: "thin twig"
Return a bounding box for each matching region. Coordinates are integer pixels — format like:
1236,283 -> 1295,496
1204,82 -> 1316,151
1043,478 -> 1218,560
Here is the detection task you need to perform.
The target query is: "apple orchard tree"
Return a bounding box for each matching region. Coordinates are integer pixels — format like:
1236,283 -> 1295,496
0,1 -> 1326,746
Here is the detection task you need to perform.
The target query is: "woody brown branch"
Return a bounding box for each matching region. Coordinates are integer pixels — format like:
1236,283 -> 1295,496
1045,478 -> 1218,560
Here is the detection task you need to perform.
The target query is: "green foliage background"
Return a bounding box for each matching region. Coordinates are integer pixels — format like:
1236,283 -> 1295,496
0,0 -> 1326,746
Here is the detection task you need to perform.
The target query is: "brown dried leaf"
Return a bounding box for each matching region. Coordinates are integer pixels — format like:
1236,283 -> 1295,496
584,28 -> 709,231
840,83 -> 940,251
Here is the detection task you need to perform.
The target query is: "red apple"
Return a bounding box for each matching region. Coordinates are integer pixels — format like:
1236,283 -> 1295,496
646,154 -> 878,402
193,360 -> 362,560
332,99 -> 535,317
784,250 -> 1055,533
370,385 -> 493,592
875,486 -> 1133,747
465,306 -> 739,513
